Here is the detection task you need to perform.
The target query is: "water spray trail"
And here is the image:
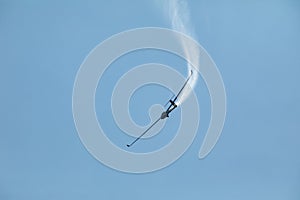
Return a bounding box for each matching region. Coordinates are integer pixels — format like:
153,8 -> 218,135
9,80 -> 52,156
167,0 -> 199,105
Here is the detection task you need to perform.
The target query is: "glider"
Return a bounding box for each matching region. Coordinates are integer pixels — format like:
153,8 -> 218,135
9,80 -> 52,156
127,71 -> 193,147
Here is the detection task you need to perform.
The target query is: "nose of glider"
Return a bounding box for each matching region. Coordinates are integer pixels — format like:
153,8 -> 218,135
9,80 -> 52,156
160,111 -> 168,119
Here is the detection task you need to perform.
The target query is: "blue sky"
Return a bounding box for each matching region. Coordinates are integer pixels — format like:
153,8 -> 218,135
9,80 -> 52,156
1,0 -> 300,199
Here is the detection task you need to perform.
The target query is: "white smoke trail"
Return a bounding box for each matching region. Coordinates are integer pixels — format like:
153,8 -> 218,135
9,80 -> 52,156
165,0 -> 199,105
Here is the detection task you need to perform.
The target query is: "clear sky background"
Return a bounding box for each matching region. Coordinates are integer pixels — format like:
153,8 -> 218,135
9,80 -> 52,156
1,0 -> 300,199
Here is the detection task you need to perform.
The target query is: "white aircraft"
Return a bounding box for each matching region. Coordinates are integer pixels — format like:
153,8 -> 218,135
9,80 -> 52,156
127,71 -> 193,147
